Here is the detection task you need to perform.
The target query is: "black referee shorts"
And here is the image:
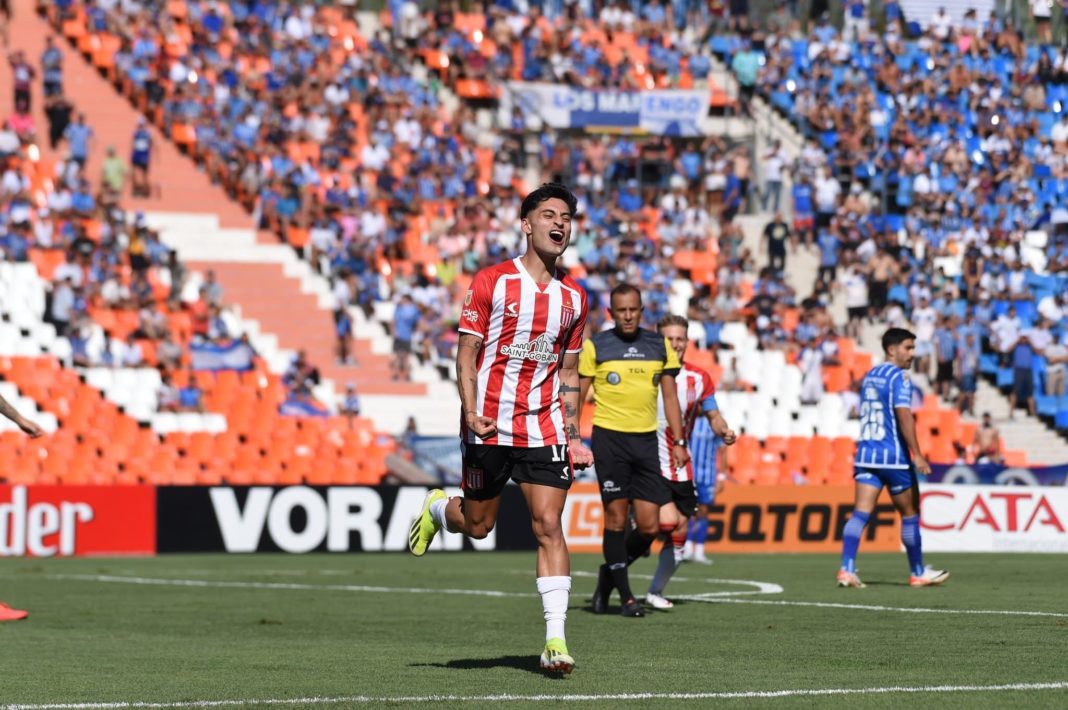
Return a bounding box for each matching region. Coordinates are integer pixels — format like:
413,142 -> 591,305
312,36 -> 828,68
591,426 -> 671,506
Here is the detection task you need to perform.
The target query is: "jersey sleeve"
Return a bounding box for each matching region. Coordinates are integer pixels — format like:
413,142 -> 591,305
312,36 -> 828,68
565,288 -> 588,354
891,371 -> 913,409
458,269 -> 493,339
698,369 -> 718,412
662,336 -> 681,376
578,338 -> 597,378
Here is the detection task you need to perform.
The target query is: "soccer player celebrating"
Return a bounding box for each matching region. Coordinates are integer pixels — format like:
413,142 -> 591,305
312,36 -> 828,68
0,393 -> 43,621
645,315 -> 736,609
580,285 -> 689,618
838,327 -> 949,588
407,183 -> 591,675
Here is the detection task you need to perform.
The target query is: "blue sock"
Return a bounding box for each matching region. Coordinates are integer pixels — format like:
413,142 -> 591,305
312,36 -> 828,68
901,515 -> 924,577
840,510 -> 870,573
690,517 -> 709,544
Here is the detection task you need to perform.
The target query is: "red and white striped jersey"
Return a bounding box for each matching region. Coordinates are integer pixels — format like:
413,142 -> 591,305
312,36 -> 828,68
657,362 -> 718,481
457,258 -> 588,448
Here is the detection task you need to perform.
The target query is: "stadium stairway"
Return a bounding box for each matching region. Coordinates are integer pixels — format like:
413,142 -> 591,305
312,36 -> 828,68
0,0 -> 476,435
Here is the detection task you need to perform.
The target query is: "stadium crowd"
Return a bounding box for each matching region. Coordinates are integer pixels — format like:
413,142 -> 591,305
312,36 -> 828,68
11,0 -> 1068,449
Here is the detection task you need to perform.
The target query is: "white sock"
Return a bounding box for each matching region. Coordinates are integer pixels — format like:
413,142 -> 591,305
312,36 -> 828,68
536,576 -> 570,642
649,542 -> 682,596
430,497 -> 451,532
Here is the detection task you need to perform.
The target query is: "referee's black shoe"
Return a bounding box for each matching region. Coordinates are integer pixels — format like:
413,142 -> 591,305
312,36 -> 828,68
591,564 -> 614,614
621,598 -> 645,618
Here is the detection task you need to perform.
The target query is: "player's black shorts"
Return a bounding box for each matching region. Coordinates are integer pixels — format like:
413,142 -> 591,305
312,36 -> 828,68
591,426 -> 671,506
460,443 -> 573,501
668,479 -> 698,517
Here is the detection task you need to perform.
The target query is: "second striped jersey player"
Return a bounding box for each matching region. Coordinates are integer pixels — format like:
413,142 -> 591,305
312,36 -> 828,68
644,315 -> 735,609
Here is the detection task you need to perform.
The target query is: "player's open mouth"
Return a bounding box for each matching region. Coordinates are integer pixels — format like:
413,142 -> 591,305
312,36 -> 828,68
549,230 -> 565,244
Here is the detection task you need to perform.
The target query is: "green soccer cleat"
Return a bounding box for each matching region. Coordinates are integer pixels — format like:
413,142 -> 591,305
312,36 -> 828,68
539,638 -> 574,675
408,489 -> 446,556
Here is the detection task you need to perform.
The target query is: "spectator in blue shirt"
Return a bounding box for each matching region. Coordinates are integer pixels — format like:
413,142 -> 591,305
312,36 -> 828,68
1009,333 -> 1038,419
933,316 -> 957,398
392,293 -> 421,382
63,113 -> 93,168
816,228 -> 839,285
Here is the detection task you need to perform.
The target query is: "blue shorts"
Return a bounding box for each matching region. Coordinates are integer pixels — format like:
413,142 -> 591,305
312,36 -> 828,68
695,480 -> 716,506
854,466 -> 917,496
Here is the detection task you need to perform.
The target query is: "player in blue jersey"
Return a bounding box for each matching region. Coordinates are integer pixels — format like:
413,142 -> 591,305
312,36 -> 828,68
839,328 -> 949,588
683,419 -> 724,565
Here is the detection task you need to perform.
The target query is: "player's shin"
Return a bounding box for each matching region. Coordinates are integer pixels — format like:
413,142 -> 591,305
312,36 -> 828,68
840,509 -> 870,573
901,514 -> 924,577
649,533 -> 687,596
603,529 -> 635,601
536,575 -> 571,642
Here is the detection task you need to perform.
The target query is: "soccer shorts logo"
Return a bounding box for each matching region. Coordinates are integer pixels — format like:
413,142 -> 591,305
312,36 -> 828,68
601,479 -> 621,493
464,466 -> 484,490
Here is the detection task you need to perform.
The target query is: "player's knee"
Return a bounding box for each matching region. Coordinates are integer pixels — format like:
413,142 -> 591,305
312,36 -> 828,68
530,513 -> 563,542
637,520 -> 660,538
466,520 -> 495,539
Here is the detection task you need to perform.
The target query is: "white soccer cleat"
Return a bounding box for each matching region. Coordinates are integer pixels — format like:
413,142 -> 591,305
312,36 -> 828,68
645,592 -> 674,610
836,569 -> 866,588
909,566 -> 950,587
691,551 -> 713,565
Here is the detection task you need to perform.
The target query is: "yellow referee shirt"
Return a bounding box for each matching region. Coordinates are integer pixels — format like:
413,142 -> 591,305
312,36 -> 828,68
578,328 -> 681,433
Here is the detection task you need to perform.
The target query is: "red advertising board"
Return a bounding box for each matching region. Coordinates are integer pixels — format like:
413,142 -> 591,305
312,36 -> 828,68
0,485 -> 156,557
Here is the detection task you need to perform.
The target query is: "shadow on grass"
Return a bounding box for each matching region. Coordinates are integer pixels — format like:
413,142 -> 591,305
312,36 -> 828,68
410,655 -> 565,678
861,580 -> 912,587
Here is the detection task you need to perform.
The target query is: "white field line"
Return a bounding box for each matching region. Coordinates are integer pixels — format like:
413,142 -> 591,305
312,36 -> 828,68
48,574 -> 1068,618
47,574 -> 535,598
674,596 -> 1068,618
6,681 -> 1068,708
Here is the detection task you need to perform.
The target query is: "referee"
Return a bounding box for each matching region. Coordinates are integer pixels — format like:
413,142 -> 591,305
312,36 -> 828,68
578,284 -> 688,617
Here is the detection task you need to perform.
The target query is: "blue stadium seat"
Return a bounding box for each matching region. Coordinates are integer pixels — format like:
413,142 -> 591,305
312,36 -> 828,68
980,354 -> 998,374
996,367 -> 1014,389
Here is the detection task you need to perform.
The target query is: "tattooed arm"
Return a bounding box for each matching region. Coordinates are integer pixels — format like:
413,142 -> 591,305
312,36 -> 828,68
560,352 -> 592,468
456,333 -> 496,439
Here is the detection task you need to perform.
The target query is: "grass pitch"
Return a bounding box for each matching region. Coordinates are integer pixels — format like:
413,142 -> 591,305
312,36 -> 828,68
0,552 -> 1065,708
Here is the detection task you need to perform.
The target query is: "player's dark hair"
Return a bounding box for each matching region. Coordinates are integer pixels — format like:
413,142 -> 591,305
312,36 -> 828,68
657,314 -> 688,332
882,327 -> 916,353
520,182 -> 578,219
609,283 -> 642,307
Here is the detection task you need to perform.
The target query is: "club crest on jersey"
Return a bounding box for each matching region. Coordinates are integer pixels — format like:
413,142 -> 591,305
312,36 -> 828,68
464,466 -> 484,490
500,333 -> 556,362
560,305 -> 575,330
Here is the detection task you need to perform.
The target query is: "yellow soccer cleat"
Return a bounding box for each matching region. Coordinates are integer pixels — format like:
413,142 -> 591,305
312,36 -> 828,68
539,638 -> 574,675
408,489 -> 446,556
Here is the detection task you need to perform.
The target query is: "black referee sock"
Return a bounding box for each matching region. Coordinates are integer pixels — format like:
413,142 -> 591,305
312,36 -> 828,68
603,529 -> 634,601
624,527 -> 655,567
